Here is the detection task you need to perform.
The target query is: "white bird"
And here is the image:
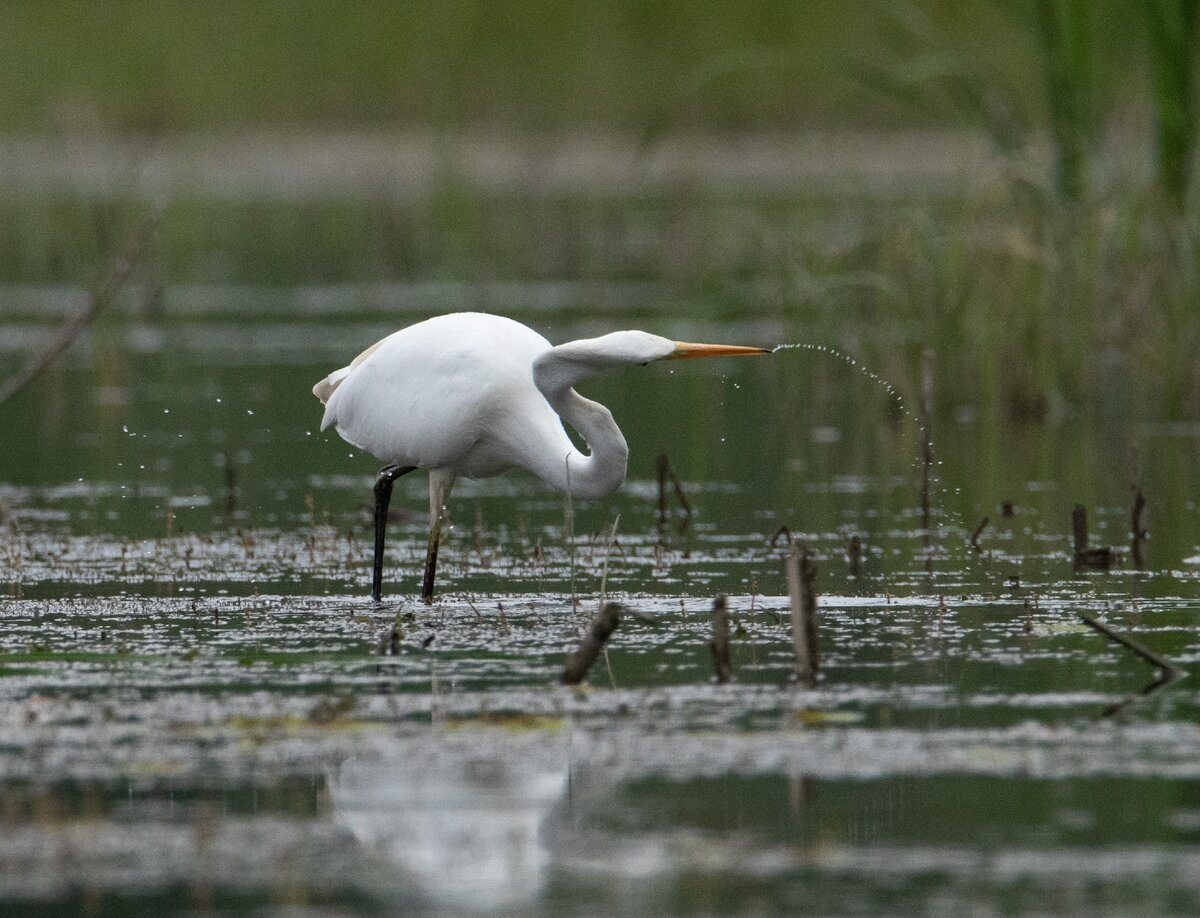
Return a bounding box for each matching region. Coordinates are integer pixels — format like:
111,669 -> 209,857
313,312 -> 768,602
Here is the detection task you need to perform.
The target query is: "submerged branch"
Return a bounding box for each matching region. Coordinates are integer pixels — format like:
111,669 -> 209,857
1078,610 -> 1186,717
1078,611 -> 1184,680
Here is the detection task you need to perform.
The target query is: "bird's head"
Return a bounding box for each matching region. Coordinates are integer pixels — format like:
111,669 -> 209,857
549,330 -> 770,369
532,330 -> 769,401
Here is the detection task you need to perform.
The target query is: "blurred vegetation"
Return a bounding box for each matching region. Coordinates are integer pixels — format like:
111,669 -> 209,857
3,183 -> 1197,419
2,0 -> 1199,419
1146,0 -> 1200,205
0,0 -> 1156,134
1034,0 -> 1097,201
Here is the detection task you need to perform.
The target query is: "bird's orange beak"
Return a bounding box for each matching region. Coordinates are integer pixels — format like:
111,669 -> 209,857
666,341 -> 772,360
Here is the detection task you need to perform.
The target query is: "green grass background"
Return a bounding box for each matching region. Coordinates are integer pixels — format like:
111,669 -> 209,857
0,0 -> 1150,133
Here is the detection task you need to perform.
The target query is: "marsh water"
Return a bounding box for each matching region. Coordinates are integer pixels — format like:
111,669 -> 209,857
2,187 -> 1200,915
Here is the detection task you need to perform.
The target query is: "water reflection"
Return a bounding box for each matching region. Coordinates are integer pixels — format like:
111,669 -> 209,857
328,739 -> 569,910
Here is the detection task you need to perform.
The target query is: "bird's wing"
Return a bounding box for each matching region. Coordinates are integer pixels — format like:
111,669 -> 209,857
316,313 -> 567,475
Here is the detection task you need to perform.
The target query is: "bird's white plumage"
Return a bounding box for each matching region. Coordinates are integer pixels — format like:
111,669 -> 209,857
314,312 -> 768,599
317,313 -> 576,480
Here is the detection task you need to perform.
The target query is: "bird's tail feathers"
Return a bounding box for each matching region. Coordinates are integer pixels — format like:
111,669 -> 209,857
312,367 -> 351,406
313,338 -> 387,407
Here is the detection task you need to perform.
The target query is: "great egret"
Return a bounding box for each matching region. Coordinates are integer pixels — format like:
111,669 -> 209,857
313,312 -> 768,602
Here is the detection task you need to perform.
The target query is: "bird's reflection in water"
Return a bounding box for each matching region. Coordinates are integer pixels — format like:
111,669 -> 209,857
328,745 -> 569,910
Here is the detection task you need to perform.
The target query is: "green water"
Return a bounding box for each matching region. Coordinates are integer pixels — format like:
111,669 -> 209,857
1,202 -> 1199,916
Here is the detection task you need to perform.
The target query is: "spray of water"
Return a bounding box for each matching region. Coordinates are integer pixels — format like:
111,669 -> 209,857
771,342 -> 961,568
772,343 -> 919,427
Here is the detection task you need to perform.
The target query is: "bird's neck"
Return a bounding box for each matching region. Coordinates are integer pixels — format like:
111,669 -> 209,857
532,359 -> 629,499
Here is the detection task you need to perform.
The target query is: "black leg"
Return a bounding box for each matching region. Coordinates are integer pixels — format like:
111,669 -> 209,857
372,464 -> 416,602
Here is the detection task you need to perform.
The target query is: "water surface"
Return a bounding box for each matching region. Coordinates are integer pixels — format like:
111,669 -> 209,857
1,281 -> 1198,916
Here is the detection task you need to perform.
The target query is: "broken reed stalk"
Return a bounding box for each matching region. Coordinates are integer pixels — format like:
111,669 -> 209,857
223,454 -> 238,516
656,454 -> 668,525
1072,504 -> 1115,569
769,524 -> 793,548
1072,504 -> 1088,560
656,454 -> 693,534
847,535 -> 862,576
560,601 -> 622,685
802,557 -> 820,676
919,347 -> 935,534
0,210 -> 161,406
709,594 -> 732,683
969,517 -> 989,554
564,458 -> 577,605
785,547 -> 819,687
1130,485 -> 1147,570
597,512 -> 620,610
